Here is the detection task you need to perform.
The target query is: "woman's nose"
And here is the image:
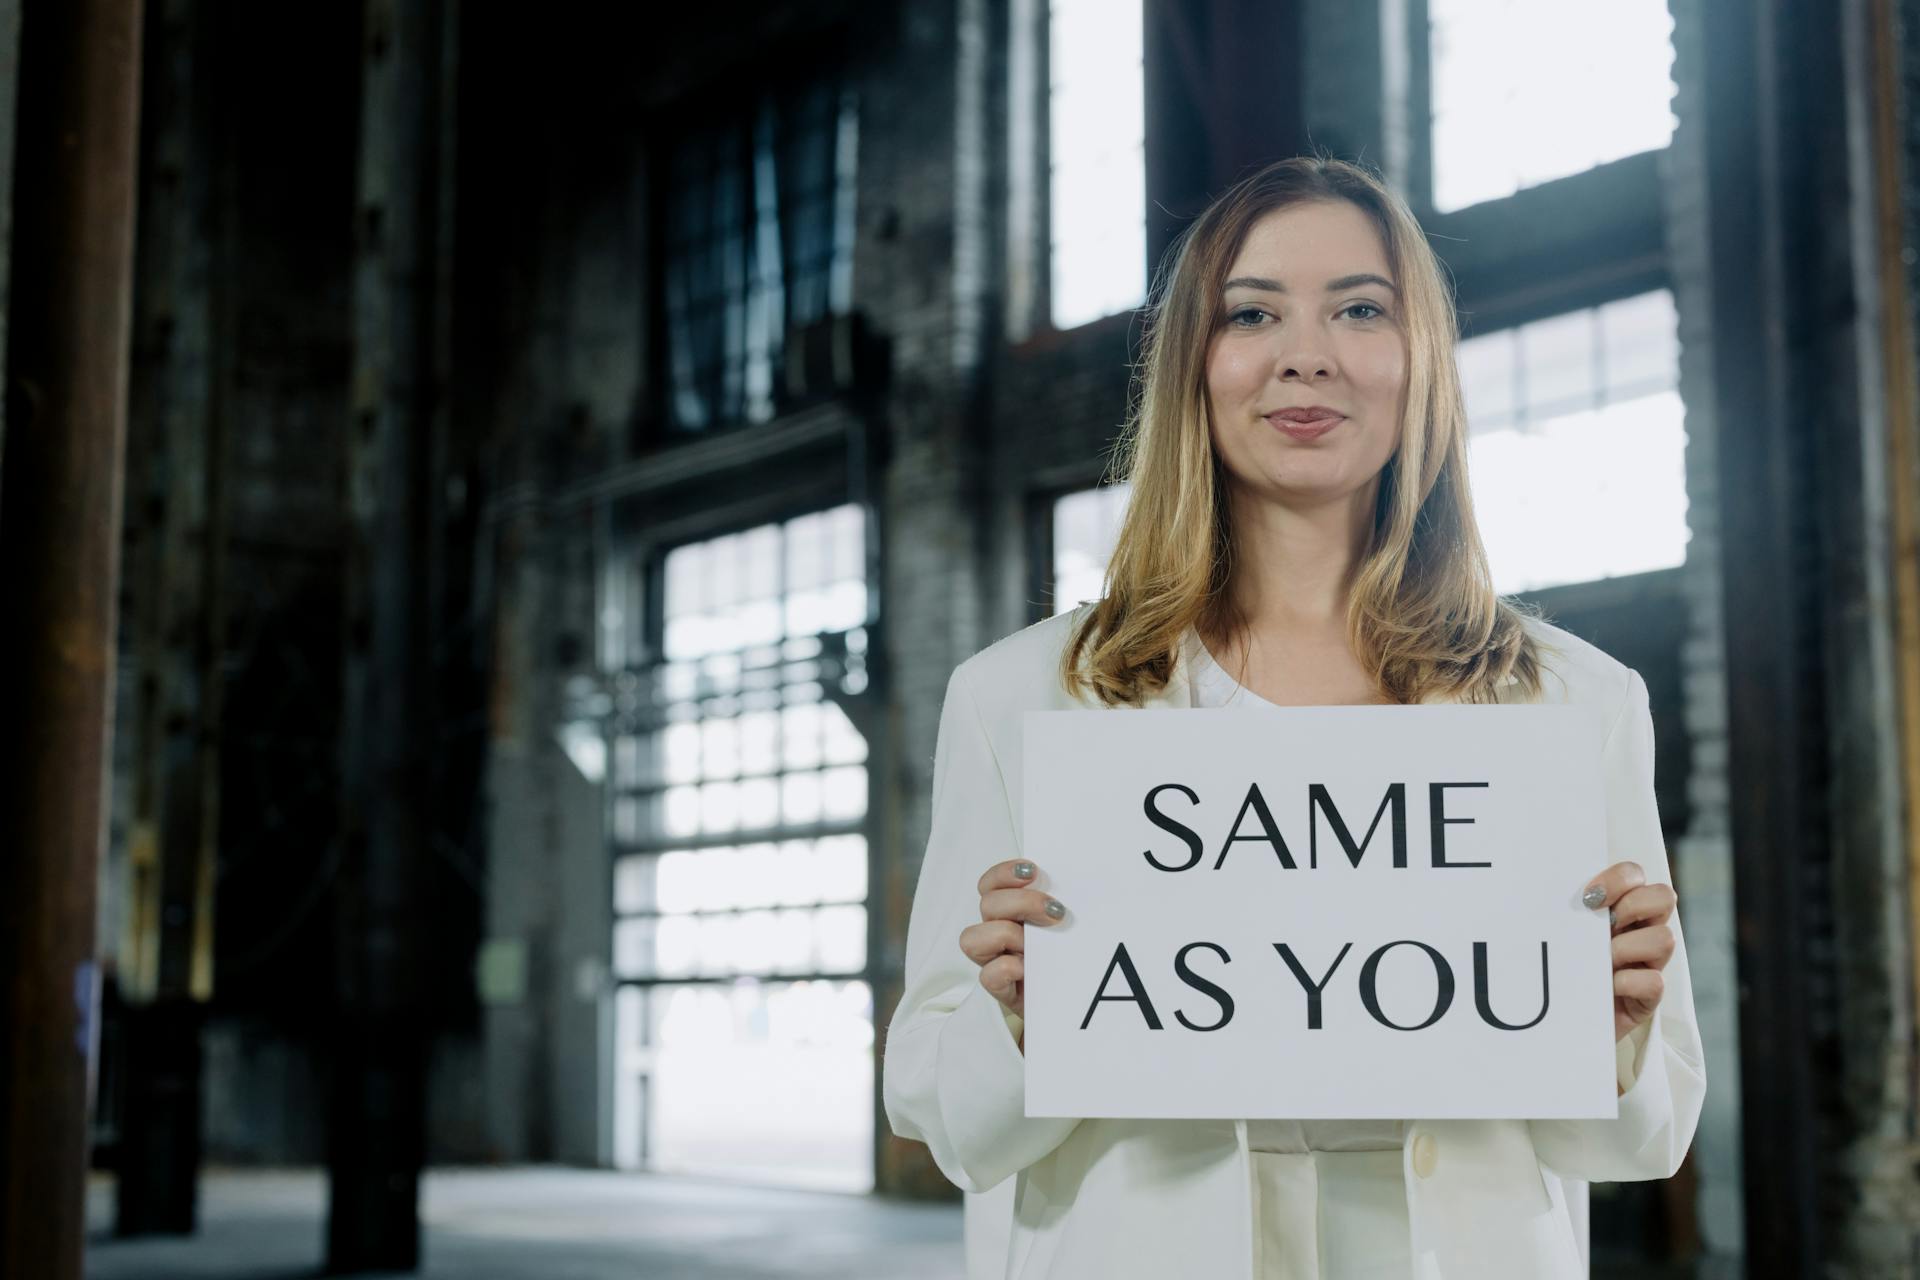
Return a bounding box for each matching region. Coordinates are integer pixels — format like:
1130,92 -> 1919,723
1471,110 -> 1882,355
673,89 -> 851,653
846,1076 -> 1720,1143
1277,362 -> 1333,381
1273,337 -> 1335,381
1276,357 -> 1335,382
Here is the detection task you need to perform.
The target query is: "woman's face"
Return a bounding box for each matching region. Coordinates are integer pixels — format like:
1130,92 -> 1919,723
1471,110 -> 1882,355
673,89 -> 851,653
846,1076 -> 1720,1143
1204,200 -> 1408,511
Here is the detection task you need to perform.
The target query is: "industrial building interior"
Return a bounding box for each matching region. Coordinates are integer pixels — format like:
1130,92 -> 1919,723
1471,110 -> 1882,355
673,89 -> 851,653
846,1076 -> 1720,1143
3,0 -> 1919,1276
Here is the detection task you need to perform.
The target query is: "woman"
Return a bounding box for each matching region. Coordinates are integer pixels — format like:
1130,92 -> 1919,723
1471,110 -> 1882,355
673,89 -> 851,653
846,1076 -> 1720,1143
881,155 -> 1705,1279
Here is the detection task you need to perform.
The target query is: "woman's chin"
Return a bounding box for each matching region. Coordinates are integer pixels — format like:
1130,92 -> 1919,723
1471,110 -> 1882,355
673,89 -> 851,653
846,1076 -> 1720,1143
1235,469 -> 1367,508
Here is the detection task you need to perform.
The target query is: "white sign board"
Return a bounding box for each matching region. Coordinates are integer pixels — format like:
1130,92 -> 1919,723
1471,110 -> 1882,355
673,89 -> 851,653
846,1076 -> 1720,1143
1021,706 -> 1617,1120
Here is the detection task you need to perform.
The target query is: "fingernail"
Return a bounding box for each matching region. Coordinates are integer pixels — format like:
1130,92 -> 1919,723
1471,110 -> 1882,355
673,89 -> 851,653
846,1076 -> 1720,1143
1014,861 -> 1035,879
1608,907 -> 1618,926
1582,884 -> 1607,909
1043,899 -> 1065,920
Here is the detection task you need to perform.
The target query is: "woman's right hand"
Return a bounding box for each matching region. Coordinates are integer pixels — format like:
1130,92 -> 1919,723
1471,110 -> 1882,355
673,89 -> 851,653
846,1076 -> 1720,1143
960,858 -> 1067,1023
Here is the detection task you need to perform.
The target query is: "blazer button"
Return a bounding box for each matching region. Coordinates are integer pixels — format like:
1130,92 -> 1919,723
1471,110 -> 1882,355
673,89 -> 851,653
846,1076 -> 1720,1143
1411,1132 -> 1438,1178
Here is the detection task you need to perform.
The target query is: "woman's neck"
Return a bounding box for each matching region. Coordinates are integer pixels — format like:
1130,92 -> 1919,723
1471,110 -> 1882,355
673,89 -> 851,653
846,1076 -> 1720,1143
1222,479 -> 1377,631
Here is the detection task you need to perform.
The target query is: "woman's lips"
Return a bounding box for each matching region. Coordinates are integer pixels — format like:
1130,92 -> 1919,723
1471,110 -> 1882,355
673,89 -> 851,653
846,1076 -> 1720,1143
1265,412 -> 1344,441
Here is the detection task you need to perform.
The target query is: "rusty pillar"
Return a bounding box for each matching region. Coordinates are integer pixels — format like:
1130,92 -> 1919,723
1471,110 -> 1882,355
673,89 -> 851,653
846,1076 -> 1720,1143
0,1 -> 146,1278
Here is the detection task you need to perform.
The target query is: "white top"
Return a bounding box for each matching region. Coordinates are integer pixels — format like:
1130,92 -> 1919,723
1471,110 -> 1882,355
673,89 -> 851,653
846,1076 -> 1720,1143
1186,634 -> 1415,1278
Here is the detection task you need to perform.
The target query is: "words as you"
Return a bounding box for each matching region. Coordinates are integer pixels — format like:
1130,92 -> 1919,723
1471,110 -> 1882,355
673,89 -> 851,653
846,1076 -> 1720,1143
1079,939 -> 1552,1033
1088,780 -> 1549,1034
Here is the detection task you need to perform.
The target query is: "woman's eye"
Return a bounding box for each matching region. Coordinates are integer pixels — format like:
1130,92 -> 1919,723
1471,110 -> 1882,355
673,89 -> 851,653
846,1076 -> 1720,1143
1227,303 -> 1384,327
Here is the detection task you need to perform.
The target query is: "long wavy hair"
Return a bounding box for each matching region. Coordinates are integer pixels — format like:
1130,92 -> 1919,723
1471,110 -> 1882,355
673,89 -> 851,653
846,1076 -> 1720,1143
1061,154 -> 1550,707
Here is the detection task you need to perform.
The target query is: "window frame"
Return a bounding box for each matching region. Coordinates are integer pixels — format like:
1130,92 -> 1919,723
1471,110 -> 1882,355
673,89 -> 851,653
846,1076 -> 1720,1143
600,498 -> 882,1188
1007,0 -> 1155,345
1397,0 -> 1674,334
639,29 -> 859,452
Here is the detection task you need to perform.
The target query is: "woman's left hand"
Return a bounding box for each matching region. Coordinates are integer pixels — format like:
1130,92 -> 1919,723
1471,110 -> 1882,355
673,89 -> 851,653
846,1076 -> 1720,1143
1582,860 -> 1678,1042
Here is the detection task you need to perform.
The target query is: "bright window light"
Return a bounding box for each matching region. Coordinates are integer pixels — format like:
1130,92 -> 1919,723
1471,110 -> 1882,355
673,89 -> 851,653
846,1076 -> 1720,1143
1462,290 -> 1689,593
1050,483 -> 1131,614
616,978 -> 874,1192
611,504 -> 873,1190
1049,0 -> 1145,329
1429,0 -> 1677,212
662,505 -> 867,661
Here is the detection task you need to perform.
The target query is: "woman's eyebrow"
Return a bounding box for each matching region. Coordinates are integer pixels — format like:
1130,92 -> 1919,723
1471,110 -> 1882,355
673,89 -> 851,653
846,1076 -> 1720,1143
1223,273 -> 1398,295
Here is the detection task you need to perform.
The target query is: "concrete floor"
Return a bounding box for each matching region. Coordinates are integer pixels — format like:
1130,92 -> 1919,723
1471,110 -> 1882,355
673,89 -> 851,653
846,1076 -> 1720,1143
84,1167 -> 967,1279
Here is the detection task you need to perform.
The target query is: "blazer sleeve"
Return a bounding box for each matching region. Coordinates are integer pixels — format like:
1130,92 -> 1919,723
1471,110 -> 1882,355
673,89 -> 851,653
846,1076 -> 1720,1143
1528,668 -> 1708,1183
881,661 -> 1083,1192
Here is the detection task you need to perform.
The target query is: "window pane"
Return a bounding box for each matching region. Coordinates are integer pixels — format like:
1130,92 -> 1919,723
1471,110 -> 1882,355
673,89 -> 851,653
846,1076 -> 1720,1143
614,855 -> 658,915
655,916 -> 699,978
613,504 -> 876,1191
621,980 -> 874,1190
1462,290 -> 1688,592
1599,290 -> 1680,394
1457,331 -> 1519,432
1520,310 -> 1598,419
736,710 -> 779,774
662,785 -> 700,838
781,703 -> 823,769
820,765 -> 867,821
814,905 -> 867,973
820,701 -> 867,765
661,722 -> 702,783
767,840 -> 817,908
698,780 -> 739,835
736,776 -> 780,830
1050,483 -> 1132,614
815,835 -> 868,904
614,917 -> 657,979
660,71 -> 858,434
1429,0 -> 1676,212
1048,0 -> 1145,328
782,770 -> 822,825
785,511 -> 826,591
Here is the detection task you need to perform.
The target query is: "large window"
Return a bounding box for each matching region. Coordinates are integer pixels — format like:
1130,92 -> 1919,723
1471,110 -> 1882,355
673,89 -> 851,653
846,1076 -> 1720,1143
659,72 -> 859,434
1048,0 -> 1145,329
1049,483 -> 1131,614
1428,0 -> 1677,212
607,505 -> 873,1190
1461,289 -> 1687,593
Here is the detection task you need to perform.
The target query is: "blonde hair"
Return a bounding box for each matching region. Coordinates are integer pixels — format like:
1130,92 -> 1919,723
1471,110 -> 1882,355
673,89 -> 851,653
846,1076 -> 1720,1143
1061,153 -> 1549,707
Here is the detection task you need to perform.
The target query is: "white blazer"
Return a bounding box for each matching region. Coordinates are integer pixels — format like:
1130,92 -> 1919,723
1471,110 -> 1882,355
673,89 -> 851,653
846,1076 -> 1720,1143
881,604 -> 1707,1279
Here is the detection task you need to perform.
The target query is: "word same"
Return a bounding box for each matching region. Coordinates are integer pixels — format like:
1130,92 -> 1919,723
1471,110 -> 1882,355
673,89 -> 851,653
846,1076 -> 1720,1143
1141,780 -> 1494,872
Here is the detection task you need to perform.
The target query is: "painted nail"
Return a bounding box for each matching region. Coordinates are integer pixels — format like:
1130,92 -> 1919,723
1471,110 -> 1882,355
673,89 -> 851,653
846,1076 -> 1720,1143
1043,899 -> 1065,920
1609,907 -> 1618,926
1582,884 -> 1607,909
1014,860 -> 1035,879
